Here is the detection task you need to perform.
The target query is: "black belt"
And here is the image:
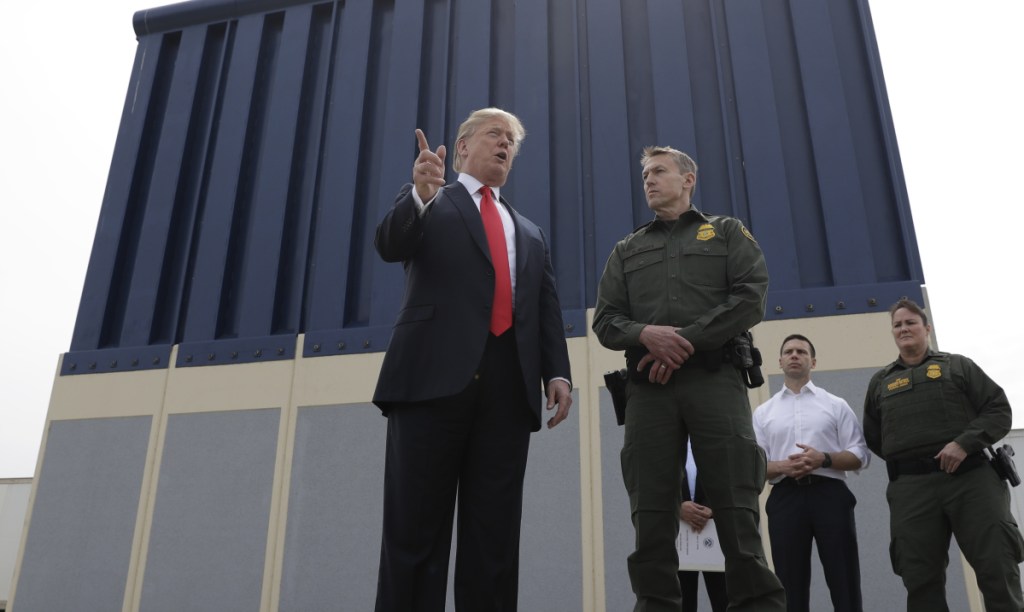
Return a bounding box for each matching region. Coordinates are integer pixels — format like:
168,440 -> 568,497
775,474 -> 837,487
886,452 -> 987,481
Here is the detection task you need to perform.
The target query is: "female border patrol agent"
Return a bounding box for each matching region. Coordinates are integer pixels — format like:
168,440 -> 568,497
863,298 -> 1024,612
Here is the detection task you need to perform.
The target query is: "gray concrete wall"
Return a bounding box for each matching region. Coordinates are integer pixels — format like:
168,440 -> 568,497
0,480 -> 31,610
13,312 -> 1019,611
14,417 -> 151,612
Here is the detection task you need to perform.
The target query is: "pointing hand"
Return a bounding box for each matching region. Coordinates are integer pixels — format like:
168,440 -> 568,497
413,129 -> 447,202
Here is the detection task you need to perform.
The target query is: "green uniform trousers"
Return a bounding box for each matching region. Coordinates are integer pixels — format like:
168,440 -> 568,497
622,364 -> 786,612
887,465 -> 1024,612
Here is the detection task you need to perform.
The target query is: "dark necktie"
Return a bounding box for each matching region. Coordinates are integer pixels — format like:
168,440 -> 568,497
479,186 -> 512,335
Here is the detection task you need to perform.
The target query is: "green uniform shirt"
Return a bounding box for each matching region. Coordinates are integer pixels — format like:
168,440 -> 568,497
592,207 -> 768,351
863,350 -> 1012,460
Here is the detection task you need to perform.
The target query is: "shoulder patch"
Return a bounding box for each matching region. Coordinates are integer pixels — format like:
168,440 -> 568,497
696,223 -> 716,241
741,225 -> 757,243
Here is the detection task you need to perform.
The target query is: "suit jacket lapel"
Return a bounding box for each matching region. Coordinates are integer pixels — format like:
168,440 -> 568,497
447,183 -> 492,263
504,197 -> 531,299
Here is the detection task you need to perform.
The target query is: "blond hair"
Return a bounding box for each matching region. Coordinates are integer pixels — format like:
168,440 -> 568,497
452,108 -> 526,172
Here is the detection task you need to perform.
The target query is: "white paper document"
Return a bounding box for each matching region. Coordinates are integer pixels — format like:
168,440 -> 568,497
677,518 -> 726,571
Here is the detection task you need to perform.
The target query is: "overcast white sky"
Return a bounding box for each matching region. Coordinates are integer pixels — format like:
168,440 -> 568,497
1,1 -> 1022,477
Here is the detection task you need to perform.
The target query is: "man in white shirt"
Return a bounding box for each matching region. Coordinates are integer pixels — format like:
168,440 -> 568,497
753,334 -> 870,612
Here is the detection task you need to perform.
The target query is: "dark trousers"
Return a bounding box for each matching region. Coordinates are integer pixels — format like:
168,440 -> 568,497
623,366 -> 786,612
678,570 -> 727,612
375,331 -> 533,612
887,467 -> 1024,612
765,477 -> 862,612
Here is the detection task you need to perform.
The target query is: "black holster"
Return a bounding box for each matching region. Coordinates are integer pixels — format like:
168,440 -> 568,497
885,460 -> 902,482
988,444 -> 1021,487
728,331 -> 764,388
603,369 -> 629,426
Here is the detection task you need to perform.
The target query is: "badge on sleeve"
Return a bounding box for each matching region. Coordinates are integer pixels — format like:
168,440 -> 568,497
741,225 -> 757,243
926,364 -> 942,379
696,224 -> 716,241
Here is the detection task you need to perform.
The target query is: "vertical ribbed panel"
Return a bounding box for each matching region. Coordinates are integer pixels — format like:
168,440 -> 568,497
65,0 -> 923,374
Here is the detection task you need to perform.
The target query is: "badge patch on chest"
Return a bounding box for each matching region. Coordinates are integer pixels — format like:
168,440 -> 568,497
696,224 -> 716,241
926,364 -> 942,379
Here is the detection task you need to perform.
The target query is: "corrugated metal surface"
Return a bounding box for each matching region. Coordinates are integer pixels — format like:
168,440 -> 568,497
64,0 -> 923,375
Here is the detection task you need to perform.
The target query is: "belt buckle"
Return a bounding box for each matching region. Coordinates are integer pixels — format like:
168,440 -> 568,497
795,476 -> 814,486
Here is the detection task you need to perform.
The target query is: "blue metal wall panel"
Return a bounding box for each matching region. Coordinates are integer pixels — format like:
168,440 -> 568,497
71,35 -> 161,351
547,0 -> 585,315
726,0 -> 801,292
793,1 -> 876,287
304,0 -> 373,333
64,0 -> 923,373
369,0 -> 431,334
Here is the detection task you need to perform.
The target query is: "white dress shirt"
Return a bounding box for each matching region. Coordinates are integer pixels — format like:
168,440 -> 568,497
753,380 -> 870,484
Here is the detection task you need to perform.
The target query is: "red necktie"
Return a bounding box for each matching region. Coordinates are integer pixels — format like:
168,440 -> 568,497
479,186 -> 513,335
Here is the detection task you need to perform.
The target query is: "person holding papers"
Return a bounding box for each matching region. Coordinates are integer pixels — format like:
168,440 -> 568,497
678,440 -> 728,611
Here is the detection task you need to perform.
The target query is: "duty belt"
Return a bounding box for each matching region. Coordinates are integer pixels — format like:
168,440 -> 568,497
624,346 -> 728,383
885,452 -> 987,482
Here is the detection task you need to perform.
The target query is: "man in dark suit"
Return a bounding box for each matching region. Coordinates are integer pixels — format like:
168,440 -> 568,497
678,441 -> 728,612
372,107 -> 573,612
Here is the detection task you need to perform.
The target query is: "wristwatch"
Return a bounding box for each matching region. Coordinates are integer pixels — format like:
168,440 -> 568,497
821,452 -> 833,469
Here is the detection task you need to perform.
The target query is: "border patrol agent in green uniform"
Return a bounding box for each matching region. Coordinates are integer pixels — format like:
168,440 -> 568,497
863,298 -> 1024,612
593,146 -> 786,612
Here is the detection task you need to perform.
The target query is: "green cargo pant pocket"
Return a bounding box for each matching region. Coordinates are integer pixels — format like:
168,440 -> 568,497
1000,520 -> 1024,564
889,538 -> 904,577
620,443 -> 638,515
703,434 -> 765,512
